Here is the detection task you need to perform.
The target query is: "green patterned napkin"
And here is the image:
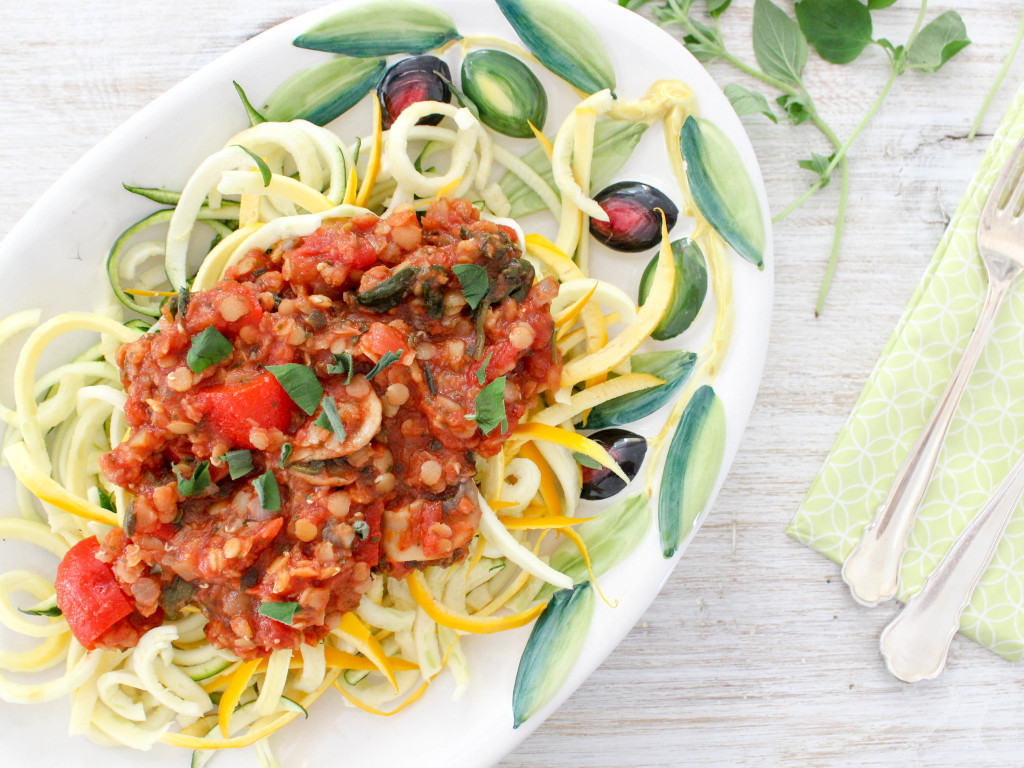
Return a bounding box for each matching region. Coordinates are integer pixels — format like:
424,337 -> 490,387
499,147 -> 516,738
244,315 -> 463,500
790,82 -> 1024,660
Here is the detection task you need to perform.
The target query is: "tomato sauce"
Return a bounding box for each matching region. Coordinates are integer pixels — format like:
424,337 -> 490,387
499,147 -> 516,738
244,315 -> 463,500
92,199 -> 561,658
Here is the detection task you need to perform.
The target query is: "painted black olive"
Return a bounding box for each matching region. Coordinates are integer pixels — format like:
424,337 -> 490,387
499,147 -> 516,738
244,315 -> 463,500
580,428 -> 647,500
377,56 -> 452,130
589,181 -> 679,252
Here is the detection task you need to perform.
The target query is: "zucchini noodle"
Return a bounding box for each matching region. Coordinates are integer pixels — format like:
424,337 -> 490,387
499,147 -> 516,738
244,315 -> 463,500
0,30 -> 745,764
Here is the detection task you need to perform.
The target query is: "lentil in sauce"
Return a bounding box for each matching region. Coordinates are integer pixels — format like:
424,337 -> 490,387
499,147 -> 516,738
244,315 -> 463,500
97,199 -> 561,658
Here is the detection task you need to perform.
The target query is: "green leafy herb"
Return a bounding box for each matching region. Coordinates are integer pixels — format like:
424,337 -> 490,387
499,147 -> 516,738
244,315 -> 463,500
279,443 -> 293,468
794,0 -> 873,65
452,264 -> 489,310
19,600 -> 62,618
572,451 -> 602,470
314,396 -> 347,442
424,363 -> 437,396
97,487 -> 116,513
170,284 -> 191,320
232,81 -> 267,126
353,520 -> 370,539
467,375 -> 508,435
186,326 -> 232,373
907,11 -> 971,73
266,364 -> 323,415
258,601 -> 300,625
365,350 -> 401,381
724,83 -> 776,123
233,145 -> 272,186
223,449 -> 254,480
176,461 -> 211,497
635,0 -> 970,314
327,351 -> 355,384
254,469 -> 281,512
476,352 -> 492,385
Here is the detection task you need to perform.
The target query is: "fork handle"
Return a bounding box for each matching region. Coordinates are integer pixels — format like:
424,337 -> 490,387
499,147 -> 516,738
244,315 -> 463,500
879,450 -> 1024,682
841,278 -> 1012,607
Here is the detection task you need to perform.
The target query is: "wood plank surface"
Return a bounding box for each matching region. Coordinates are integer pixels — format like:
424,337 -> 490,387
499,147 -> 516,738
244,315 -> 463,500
2,1 -> 1023,766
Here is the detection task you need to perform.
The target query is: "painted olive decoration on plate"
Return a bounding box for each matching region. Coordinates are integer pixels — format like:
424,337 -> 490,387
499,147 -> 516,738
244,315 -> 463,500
580,428 -> 647,500
460,49 -> 547,138
376,55 -> 452,129
589,181 -> 679,252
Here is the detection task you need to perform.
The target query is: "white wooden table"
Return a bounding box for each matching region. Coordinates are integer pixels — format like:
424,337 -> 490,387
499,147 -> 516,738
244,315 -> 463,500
3,1 -> 1024,765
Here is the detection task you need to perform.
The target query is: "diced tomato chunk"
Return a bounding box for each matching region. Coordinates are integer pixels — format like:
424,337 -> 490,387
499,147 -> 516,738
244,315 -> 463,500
198,372 -> 296,448
183,280 -> 263,336
55,537 -> 134,650
361,322 -> 410,359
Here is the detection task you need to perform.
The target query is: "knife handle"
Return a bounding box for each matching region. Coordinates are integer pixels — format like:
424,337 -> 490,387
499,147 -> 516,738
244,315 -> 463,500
880,451 -> 1024,682
841,281 -> 1007,607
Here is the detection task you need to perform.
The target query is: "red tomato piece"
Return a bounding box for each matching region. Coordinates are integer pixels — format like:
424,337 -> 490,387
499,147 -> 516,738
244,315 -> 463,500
55,537 -> 134,650
361,322 -> 410,360
183,280 -> 263,336
199,372 -> 296,448
353,503 -> 383,566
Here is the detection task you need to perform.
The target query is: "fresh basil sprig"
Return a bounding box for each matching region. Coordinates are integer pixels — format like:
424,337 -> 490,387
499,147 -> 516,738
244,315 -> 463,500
628,0 -> 969,314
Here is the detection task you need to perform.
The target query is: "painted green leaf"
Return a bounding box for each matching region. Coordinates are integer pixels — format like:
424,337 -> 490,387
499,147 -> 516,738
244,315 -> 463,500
680,116 -> 766,269
512,582 -> 595,728
499,119 -> 647,218
496,0 -> 616,95
638,238 -> 708,341
263,57 -> 386,126
659,385 -> 727,558
794,0 -> 873,65
581,350 -> 697,431
536,494 -> 651,601
752,0 -> 807,87
293,0 -> 461,57
461,49 -> 547,138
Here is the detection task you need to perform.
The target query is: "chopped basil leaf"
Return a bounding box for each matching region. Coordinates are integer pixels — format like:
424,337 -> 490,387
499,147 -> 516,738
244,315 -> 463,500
223,449 -> 254,480
313,396 -> 347,442
572,451 -> 602,469
254,469 -> 281,512
176,461 -> 211,497
452,264 -> 489,310
365,350 -> 401,381
187,326 -> 233,373
170,284 -> 191,320
476,352 -> 492,385
279,443 -> 293,468
424,363 -> 437,396
258,601 -> 300,625
266,364 -> 323,415
353,520 -> 370,539
97,487 -> 116,512
233,144 -> 272,186
327,352 -> 355,384
467,375 -> 508,435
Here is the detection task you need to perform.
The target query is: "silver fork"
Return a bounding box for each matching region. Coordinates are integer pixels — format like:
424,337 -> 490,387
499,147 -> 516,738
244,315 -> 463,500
842,135 -> 1024,607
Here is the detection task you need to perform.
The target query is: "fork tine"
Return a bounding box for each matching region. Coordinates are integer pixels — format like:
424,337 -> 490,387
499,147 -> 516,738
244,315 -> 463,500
1008,164 -> 1024,217
983,136 -> 1024,218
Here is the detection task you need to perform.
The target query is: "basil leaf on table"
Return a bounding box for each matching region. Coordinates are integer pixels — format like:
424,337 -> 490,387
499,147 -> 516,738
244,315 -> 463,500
794,0 -> 873,65
752,0 -> 807,87
907,11 -> 970,73
724,84 -> 777,123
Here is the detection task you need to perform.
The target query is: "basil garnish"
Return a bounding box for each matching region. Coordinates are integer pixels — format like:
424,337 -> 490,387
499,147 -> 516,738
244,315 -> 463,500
258,601 -> 300,625
176,461 -> 211,497
467,375 -> 508,435
476,352 -> 492,385
223,449 -> 254,480
365,350 -> 401,381
187,326 -> 233,373
266,364 -> 323,415
279,442 -> 293,468
313,396 -> 347,442
327,351 -> 355,384
452,263 -> 489,310
254,469 -> 281,512
424,363 -> 437,396
353,520 -> 370,539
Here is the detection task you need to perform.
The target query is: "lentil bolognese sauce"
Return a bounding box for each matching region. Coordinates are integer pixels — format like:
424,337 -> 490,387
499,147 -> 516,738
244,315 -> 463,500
84,198 -> 561,659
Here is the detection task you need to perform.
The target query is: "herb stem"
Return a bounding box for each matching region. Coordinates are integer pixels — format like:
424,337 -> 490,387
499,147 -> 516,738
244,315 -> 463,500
968,9 -> 1024,140
816,156 -> 850,317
